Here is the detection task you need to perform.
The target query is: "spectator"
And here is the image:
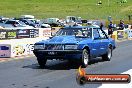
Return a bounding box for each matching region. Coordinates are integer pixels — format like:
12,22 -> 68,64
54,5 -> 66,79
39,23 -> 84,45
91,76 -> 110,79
100,22 -> 103,30
119,20 -> 124,30
108,21 -> 113,29
108,21 -> 113,37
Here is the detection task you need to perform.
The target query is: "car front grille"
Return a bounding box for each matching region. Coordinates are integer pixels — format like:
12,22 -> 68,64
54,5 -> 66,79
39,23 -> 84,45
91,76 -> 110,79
45,44 -> 64,50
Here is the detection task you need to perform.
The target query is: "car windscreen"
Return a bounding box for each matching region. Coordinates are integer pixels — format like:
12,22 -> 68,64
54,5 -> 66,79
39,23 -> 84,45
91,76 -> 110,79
56,28 -> 92,38
0,19 -> 7,23
19,21 -> 26,25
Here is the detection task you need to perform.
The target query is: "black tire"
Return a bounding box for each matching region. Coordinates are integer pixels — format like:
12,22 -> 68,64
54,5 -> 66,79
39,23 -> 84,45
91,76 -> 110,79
80,49 -> 89,68
37,57 -> 47,68
102,47 -> 112,61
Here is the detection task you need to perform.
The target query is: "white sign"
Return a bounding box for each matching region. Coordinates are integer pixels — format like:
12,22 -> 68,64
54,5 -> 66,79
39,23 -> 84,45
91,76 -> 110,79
0,44 -> 11,57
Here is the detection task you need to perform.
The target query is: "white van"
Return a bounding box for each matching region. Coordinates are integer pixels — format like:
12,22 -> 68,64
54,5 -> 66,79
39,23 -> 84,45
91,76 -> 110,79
20,15 -> 35,19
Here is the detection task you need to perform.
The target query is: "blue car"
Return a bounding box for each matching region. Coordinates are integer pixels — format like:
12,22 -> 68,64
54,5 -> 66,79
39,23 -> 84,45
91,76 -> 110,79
33,25 -> 116,68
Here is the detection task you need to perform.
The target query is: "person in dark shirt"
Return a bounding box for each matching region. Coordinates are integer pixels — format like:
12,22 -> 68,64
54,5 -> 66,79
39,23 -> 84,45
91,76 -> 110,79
119,20 -> 124,30
100,22 -> 103,30
108,21 -> 113,37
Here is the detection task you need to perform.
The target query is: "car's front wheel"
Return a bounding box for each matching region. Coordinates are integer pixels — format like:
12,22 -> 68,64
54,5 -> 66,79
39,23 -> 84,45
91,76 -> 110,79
80,49 -> 89,68
37,57 -> 47,68
102,47 -> 112,61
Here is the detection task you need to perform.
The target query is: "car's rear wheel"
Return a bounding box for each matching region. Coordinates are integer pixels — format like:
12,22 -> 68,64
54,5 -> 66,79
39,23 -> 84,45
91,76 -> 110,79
102,47 -> 112,61
37,57 -> 47,68
80,49 -> 89,68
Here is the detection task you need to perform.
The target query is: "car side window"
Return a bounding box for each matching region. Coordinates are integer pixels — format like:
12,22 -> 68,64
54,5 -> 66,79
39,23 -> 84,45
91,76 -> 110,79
15,22 -> 19,24
5,21 -> 12,24
98,29 -> 107,39
87,28 -> 92,38
93,29 -> 100,39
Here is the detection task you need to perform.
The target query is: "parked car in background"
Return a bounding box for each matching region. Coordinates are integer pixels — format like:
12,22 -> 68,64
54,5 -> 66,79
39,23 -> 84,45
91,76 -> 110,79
19,15 -> 41,28
0,16 -> 9,23
0,19 -> 34,29
43,18 -> 63,27
20,15 -> 35,19
33,25 -> 116,68
0,26 -> 4,29
66,16 -> 82,24
20,19 -> 40,28
40,24 -> 51,28
20,19 -> 35,27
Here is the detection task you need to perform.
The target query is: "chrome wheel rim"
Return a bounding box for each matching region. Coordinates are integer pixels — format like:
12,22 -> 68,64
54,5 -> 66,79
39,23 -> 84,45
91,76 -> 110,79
83,52 -> 88,65
108,49 -> 111,59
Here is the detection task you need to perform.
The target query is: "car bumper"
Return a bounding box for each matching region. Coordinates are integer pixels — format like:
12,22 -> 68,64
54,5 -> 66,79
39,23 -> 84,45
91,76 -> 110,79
33,50 -> 82,60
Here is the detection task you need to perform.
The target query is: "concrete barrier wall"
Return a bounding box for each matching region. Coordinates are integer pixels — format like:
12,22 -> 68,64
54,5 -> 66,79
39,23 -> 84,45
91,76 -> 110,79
0,44 -> 11,57
0,28 -> 52,39
0,29 -> 39,39
0,38 -> 49,58
112,29 -> 128,40
0,28 -> 53,58
38,28 -> 51,38
127,29 -> 132,39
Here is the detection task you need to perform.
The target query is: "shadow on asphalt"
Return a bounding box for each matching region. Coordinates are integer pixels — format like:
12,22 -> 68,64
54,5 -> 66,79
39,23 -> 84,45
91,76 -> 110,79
89,58 -> 105,65
22,58 -> 105,70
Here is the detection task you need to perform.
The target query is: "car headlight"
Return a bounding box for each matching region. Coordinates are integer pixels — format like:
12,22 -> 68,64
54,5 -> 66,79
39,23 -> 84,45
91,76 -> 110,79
34,45 -> 45,49
65,45 -> 78,50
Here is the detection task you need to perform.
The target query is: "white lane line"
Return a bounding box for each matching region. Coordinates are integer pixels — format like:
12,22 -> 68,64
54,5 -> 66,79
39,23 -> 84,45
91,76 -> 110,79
98,69 -> 132,88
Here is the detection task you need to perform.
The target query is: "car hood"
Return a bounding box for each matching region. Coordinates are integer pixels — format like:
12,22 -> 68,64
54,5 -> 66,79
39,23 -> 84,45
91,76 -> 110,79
37,36 -> 89,44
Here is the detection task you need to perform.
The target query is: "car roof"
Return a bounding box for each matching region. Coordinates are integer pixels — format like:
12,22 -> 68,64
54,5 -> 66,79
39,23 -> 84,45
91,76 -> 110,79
20,15 -> 34,19
7,19 -> 19,22
63,25 -> 100,29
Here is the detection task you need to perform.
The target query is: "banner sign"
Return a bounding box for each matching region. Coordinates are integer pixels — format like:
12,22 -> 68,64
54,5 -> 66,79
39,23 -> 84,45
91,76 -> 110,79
17,29 -> 39,38
117,30 -> 128,40
0,30 -> 17,39
17,29 -> 30,38
0,29 -> 39,39
117,31 -> 124,39
7,30 -> 17,39
39,28 -> 51,38
128,29 -> 132,39
0,31 -> 6,39
0,44 -> 11,57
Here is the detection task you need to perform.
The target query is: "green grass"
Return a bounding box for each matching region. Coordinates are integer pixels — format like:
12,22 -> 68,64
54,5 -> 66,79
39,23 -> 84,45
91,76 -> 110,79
0,0 -> 132,21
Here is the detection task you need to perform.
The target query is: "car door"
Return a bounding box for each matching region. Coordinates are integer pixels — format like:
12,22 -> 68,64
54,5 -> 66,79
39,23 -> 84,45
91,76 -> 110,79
98,29 -> 109,55
91,28 -> 101,57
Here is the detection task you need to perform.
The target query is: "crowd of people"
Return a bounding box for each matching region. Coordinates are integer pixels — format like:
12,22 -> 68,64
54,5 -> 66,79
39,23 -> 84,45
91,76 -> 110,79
99,19 -> 130,38
107,20 -> 125,36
